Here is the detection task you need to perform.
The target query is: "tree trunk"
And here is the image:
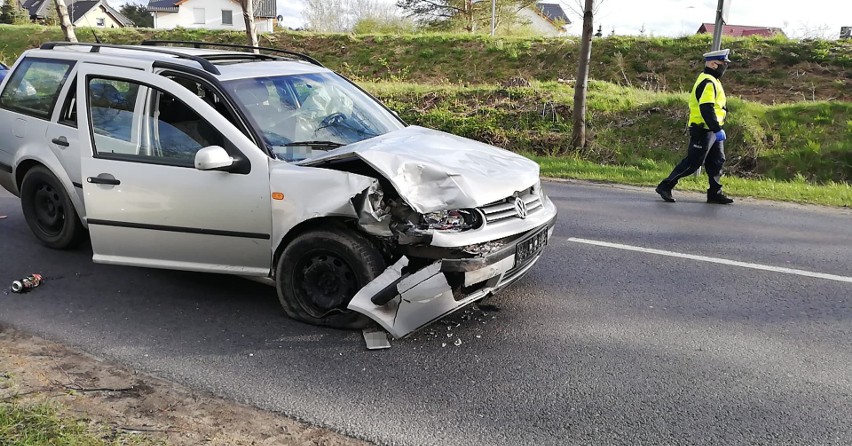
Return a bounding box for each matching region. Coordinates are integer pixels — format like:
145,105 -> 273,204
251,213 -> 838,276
54,0 -> 77,43
465,0 -> 475,33
571,0 -> 594,148
241,0 -> 259,53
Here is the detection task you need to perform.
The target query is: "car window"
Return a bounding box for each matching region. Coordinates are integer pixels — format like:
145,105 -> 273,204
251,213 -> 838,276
89,79 -> 139,147
0,58 -> 75,120
58,79 -> 77,127
165,73 -> 246,133
89,77 -> 225,167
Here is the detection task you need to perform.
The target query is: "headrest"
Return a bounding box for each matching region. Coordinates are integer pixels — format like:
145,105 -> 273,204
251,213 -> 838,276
90,82 -> 121,107
233,80 -> 269,106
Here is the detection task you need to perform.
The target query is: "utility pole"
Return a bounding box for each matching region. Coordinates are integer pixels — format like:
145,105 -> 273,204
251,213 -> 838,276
711,0 -> 730,51
697,0 -> 728,177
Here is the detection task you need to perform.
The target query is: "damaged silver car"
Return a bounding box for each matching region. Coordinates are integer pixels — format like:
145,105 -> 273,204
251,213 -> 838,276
0,42 -> 557,338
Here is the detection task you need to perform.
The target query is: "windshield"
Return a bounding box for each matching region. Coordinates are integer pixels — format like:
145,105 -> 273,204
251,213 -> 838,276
222,72 -> 404,162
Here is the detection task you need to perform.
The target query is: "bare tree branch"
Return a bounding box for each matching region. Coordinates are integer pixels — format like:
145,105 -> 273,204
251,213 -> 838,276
565,0 -> 605,20
304,0 -> 350,31
398,0 -> 531,32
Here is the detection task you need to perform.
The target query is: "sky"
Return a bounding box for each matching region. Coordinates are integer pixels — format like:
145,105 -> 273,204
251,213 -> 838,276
111,0 -> 852,39
585,0 -> 852,39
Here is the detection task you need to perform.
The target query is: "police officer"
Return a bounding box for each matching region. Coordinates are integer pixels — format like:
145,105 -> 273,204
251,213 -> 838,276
656,49 -> 734,204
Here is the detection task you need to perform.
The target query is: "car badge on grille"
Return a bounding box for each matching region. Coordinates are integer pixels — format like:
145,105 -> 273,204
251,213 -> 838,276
514,197 -> 528,219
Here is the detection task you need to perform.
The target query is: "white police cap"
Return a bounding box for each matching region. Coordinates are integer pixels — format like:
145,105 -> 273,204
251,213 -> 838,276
703,49 -> 731,61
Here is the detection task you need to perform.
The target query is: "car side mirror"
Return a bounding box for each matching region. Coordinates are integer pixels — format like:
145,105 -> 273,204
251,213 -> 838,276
194,145 -> 234,171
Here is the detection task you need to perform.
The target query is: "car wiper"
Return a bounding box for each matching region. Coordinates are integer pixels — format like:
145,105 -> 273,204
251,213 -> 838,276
282,140 -> 344,149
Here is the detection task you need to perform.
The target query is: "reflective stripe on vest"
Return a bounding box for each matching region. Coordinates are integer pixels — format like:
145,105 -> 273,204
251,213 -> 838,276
688,72 -> 726,128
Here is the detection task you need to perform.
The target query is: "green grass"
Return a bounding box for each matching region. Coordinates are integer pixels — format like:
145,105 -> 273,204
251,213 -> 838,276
364,80 -> 851,206
0,401 -> 159,446
365,81 -> 852,186
0,25 -> 848,206
533,155 -> 852,207
0,25 -> 850,103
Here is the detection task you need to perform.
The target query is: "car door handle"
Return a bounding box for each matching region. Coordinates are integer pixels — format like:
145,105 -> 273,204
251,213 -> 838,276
51,136 -> 69,147
87,175 -> 121,186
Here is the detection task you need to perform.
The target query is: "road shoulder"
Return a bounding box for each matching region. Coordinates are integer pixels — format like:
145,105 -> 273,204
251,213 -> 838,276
0,324 -> 370,445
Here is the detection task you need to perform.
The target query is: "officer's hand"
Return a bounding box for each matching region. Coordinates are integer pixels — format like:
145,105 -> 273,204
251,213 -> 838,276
714,129 -> 727,142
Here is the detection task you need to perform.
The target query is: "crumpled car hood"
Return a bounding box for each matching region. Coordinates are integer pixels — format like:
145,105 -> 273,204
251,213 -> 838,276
297,126 -> 540,214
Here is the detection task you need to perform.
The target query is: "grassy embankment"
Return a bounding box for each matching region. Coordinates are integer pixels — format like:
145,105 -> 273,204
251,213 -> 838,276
370,81 -> 851,206
1,25 -> 850,206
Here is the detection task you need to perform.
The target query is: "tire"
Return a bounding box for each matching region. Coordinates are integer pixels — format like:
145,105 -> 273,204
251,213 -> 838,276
20,166 -> 84,249
276,227 -> 385,329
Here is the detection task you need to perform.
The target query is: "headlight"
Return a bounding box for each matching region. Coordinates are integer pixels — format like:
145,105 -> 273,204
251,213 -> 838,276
420,209 -> 482,231
532,180 -> 543,197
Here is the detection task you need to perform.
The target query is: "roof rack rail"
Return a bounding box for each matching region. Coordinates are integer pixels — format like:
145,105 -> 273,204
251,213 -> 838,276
40,42 -> 221,75
140,40 -> 325,68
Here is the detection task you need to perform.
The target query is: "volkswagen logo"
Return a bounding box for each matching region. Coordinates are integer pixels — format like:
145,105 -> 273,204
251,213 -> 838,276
514,197 -> 528,219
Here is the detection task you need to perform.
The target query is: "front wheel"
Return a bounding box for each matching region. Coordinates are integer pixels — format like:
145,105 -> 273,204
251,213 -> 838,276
20,166 -> 84,249
276,227 -> 385,329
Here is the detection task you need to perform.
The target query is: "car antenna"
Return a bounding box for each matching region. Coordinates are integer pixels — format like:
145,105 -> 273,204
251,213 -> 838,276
90,29 -> 102,44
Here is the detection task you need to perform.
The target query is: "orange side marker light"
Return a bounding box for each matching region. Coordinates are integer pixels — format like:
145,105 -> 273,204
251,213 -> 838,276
272,192 -> 285,201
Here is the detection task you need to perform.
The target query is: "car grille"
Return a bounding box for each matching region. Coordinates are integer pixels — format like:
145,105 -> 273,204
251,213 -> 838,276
479,188 -> 543,224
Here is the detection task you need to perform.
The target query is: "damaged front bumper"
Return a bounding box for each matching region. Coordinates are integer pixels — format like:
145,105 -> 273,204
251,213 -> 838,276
348,216 -> 557,339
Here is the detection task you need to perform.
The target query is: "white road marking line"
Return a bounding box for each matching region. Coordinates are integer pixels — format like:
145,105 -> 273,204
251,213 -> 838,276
567,237 -> 852,284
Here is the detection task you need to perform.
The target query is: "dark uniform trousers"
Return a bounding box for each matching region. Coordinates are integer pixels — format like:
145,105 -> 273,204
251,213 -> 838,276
659,125 -> 726,195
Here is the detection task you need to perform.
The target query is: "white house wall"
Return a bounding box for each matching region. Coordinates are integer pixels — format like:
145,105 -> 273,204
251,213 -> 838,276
517,8 -> 564,37
152,0 -> 273,32
74,5 -> 124,28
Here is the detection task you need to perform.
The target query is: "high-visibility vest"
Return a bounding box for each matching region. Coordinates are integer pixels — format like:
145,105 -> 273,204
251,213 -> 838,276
688,72 -> 727,129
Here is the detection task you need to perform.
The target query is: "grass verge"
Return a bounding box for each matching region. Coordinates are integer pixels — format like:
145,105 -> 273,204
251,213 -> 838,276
0,401 -> 158,446
533,155 -> 852,207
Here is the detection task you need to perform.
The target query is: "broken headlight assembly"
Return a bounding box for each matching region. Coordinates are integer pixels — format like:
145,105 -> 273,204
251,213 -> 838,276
420,209 -> 482,232
462,241 -> 504,256
531,181 -> 544,199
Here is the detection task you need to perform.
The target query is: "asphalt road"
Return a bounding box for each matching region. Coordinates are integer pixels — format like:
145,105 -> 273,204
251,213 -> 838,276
1,181 -> 850,445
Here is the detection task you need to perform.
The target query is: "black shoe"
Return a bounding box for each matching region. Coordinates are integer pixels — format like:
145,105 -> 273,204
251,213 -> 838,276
707,192 -> 734,204
655,186 -> 676,202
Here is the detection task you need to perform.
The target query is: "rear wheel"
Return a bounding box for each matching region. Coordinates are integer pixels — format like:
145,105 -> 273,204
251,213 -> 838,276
20,166 -> 84,249
276,227 -> 385,329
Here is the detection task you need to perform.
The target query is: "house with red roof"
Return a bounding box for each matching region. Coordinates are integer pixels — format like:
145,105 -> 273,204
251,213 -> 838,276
697,23 -> 785,37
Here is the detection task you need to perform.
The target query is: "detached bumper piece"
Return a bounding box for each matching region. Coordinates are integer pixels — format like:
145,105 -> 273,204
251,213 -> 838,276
348,221 -> 554,339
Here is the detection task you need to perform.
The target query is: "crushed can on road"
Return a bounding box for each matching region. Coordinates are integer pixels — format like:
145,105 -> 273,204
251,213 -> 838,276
11,274 -> 43,293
